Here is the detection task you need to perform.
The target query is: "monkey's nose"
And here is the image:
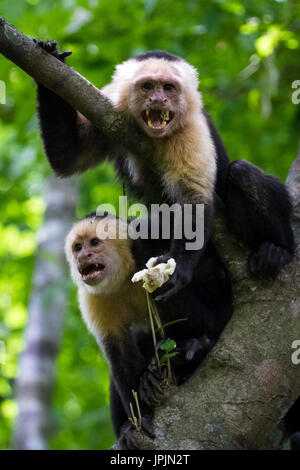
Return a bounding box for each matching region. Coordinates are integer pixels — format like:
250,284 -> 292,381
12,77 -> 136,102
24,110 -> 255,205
78,251 -> 92,263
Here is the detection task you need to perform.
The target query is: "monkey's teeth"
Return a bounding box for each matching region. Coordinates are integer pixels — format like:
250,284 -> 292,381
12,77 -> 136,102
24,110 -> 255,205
148,119 -> 167,129
147,117 -> 168,129
146,109 -> 150,117
160,111 -> 169,121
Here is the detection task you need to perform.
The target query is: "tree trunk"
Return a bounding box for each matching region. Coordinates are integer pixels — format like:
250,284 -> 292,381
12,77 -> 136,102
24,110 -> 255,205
12,177 -> 78,450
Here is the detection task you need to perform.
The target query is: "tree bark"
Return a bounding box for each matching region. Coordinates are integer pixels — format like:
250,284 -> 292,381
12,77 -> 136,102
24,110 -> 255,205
12,177 -> 78,450
1,17 -> 299,450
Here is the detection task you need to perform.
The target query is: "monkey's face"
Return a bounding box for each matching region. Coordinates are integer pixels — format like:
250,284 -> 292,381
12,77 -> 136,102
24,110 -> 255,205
104,57 -> 201,138
72,235 -> 107,287
130,76 -> 184,138
65,216 -> 135,295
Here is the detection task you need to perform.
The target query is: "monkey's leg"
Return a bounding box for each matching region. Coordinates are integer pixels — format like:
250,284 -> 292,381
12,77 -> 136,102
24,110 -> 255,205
110,379 -> 141,450
109,379 -> 128,438
103,334 -> 154,449
35,40 -> 109,176
225,160 -> 294,278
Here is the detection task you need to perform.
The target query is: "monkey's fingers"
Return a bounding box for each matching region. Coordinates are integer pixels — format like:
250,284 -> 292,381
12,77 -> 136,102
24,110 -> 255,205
139,383 -> 158,407
34,39 -> 72,63
183,336 -> 212,361
154,266 -> 192,301
147,371 -> 164,394
33,39 -> 58,52
58,50 -> 73,62
154,281 -> 179,301
154,253 -> 171,265
147,354 -> 163,379
139,370 -> 163,406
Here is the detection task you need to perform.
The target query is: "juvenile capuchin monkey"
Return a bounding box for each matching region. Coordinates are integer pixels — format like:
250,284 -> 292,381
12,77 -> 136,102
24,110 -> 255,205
64,213 -> 233,449
36,41 -> 294,301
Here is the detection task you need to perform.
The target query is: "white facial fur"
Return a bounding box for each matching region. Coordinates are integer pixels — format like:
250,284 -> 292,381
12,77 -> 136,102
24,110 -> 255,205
101,56 -> 203,138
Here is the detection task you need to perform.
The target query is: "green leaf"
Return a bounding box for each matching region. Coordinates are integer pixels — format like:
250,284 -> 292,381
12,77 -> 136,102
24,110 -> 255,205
160,338 -> 176,353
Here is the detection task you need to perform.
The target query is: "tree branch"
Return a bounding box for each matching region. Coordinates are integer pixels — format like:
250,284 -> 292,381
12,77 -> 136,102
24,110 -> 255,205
0,17 -> 153,159
1,17 -> 299,450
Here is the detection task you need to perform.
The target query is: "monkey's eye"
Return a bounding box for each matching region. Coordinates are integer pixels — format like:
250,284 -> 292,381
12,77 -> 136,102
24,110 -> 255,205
90,238 -> 100,246
163,83 -> 175,91
142,82 -> 153,90
74,243 -> 82,252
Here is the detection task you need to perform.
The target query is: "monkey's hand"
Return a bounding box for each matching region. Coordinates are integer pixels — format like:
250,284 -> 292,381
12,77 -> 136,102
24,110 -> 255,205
33,39 -> 72,63
139,355 -> 165,407
116,415 -> 154,450
153,254 -> 192,301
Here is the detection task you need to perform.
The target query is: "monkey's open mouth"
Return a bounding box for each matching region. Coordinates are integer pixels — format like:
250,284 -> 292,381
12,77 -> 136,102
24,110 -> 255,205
141,109 -> 174,130
79,263 -> 105,283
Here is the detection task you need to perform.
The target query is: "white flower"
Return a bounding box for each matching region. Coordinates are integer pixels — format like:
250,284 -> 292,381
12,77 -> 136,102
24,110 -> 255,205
131,257 -> 176,293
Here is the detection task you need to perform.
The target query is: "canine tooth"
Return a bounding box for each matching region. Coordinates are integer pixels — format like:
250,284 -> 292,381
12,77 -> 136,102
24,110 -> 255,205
146,109 -> 150,117
161,120 -> 167,129
160,111 -> 169,120
148,119 -> 153,128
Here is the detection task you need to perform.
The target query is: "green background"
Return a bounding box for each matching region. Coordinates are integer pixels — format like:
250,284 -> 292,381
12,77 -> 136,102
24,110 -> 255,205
0,0 -> 299,450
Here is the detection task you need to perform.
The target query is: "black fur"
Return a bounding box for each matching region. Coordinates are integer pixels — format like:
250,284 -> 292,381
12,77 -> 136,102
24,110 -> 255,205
102,331 -> 154,448
110,235 -> 232,447
134,50 -> 183,62
224,160 -> 294,278
36,42 -> 297,447
35,42 -> 294,283
80,214 -> 232,447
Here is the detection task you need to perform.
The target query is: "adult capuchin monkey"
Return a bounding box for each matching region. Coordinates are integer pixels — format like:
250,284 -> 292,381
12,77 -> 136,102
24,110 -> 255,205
64,213 -> 233,449
35,41 -> 294,301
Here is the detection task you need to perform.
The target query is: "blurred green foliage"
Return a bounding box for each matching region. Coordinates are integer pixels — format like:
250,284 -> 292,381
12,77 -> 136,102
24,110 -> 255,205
0,0 -> 299,450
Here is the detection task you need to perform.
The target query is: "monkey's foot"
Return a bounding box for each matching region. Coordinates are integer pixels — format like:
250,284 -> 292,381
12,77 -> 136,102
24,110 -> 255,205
117,416 -> 154,449
153,254 -> 192,301
177,336 -> 212,361
33,39 -> 72,63
248,242 -> 293,279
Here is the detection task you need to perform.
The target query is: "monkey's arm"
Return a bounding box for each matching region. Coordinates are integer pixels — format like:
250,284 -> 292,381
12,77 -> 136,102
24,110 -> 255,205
225,160 -> 294,278
205,110 -> 294,278
154,201 -> 214,301
37,85 -> 109,176
36,40 -> 110,176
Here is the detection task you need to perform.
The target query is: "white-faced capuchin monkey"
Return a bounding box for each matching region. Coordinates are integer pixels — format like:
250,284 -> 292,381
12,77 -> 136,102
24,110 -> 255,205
65,213 -> 233,449
36,42 -> 294,301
